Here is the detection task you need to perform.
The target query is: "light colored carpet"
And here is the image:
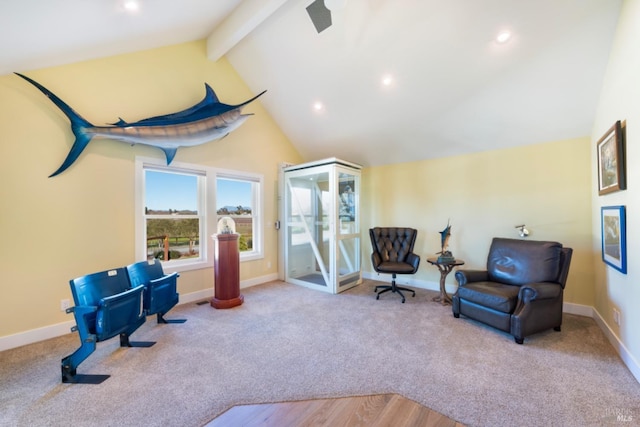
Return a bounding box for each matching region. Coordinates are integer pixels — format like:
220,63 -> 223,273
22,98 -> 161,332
1,280 -> 639,427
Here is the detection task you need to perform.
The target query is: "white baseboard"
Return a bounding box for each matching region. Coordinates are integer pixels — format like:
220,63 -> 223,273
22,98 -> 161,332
592,308 -> 640,383
0,320 -> 75,352
0,273 -> 280,352
563,302 -> 594,317
241,273 -> 279,289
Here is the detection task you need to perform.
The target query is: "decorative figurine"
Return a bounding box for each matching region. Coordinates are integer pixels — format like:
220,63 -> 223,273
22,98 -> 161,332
437,220 -> 455,262
217,216 -> 236,235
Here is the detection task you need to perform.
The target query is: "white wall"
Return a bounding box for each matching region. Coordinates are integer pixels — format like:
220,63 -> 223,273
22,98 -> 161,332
591,0 -> 640,380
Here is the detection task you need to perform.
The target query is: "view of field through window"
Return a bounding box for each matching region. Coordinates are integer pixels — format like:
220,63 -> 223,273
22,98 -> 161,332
144,170 -> 254,262
216,178 -> 253,252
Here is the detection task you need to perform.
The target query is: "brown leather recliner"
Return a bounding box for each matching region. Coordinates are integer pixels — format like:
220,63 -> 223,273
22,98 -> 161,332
452,237 -> 572,344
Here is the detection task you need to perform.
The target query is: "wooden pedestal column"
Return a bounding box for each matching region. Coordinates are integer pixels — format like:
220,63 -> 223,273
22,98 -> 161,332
211,233 -> 244,309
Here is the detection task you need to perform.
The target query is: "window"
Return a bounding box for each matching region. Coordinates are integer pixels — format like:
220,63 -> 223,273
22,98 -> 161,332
144,168 -> 204,264
135,157 -> 264,272
216,175 -> 262,260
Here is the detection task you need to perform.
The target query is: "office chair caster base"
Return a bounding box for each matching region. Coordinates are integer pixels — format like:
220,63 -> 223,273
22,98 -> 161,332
375,284 -> 414,303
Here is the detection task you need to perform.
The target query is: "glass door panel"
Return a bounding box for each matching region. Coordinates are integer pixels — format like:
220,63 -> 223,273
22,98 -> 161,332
338,171 -> 357,235
338,236 -> 360,288
285,169 -> 331,290
336,168 -> 360,291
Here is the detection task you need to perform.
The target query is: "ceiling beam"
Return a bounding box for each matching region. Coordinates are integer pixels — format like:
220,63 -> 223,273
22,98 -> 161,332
207,0 -> 290,62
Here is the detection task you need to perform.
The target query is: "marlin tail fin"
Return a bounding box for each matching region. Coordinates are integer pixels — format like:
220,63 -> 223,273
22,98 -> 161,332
15,73 -> 95,177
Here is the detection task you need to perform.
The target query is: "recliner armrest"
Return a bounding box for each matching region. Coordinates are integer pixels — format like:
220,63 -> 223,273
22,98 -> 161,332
518,282 -> 562,304
455,269 -> 489,286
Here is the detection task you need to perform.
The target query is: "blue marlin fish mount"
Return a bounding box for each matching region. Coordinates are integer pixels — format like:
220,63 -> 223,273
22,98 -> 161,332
15,73 -> 266,177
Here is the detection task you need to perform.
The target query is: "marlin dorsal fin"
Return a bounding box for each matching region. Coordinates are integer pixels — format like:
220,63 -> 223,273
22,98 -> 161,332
110,118 -> 128,126
203,83 -> 220,104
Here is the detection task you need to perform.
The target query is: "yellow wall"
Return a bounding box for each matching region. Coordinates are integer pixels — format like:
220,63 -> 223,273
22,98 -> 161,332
361,137 -> 594,305
591,0 -> 640,371
0,40 -> 302,338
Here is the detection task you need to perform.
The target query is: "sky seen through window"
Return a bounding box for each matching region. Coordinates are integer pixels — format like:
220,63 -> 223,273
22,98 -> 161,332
145,170 -> 251,212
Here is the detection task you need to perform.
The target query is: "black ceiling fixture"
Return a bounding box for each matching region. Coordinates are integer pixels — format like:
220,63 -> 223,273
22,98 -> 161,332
306,0 -> 332,33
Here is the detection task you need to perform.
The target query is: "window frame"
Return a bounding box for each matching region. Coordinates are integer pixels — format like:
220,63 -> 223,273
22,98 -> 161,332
215,169 -> 264,262
135,157 -> 264,273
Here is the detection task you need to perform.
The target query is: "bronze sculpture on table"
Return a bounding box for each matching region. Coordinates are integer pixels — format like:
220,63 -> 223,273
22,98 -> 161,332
437,220 -> 455,262
428,220 -> 464,305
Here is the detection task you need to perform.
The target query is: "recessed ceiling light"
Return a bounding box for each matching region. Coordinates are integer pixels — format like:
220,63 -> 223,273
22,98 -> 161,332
496,31 -> 512,44
381,74 -> 394,87
313,101 -> 325,112
123,0 -> 140,12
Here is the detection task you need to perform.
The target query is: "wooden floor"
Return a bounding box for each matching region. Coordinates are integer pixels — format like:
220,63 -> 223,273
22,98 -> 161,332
205,394 -> 465,427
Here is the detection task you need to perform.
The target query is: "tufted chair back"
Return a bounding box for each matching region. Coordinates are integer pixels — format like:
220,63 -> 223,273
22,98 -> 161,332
370,227 -> 417,263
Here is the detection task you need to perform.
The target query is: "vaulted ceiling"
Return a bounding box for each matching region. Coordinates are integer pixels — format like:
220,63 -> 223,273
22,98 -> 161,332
0,0 -> 622,167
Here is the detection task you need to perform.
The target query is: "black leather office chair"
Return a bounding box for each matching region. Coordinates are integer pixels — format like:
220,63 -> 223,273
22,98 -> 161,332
369,227 -> 421,303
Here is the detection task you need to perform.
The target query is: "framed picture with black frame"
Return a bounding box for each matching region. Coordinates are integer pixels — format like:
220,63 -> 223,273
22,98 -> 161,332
601,205 -> 626,274
597,120 -> 625,195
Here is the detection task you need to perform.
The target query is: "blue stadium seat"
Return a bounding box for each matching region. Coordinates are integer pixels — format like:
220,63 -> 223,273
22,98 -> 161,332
61,268 -> 155,384
126,259 -> 186,324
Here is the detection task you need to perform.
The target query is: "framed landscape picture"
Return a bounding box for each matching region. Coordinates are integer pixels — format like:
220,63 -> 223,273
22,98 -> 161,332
597,121 -> 625,195
601,205 -> 626,274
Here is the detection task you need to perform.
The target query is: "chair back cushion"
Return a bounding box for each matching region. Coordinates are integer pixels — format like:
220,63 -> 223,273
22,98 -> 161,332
70,268 -> 131,307
487,238 -> 562,286
126,259 -> 165,287
370,227 -> 417,263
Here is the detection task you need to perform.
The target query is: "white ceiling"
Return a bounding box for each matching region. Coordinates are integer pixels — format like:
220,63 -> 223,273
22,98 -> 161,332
0,0 -> 622,167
